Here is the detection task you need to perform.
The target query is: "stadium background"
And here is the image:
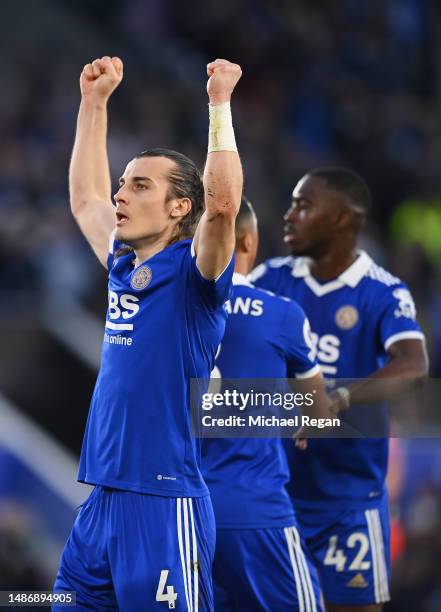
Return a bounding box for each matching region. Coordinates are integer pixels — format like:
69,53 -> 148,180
1,0 -> 440,609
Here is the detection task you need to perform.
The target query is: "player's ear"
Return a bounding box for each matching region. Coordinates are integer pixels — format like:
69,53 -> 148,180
235,231 -> 248,253
170,197 -> 192,219
243,232 -> 254,253
335,208 -> 353,231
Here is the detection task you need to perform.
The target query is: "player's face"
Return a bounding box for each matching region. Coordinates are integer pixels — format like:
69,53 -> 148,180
113,156 -> 178,245
283,175 -> 341,257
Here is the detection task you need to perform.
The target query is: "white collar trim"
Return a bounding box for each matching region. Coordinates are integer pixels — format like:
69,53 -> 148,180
291,251 -> 372,296
233,272 -> 253,287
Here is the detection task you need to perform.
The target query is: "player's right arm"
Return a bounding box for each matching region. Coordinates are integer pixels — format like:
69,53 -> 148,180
69,56 -> 123,268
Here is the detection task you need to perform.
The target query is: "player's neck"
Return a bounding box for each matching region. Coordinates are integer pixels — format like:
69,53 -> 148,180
132,234 -> 174,267
234,254 -> 252,277
310,245 -> 359,281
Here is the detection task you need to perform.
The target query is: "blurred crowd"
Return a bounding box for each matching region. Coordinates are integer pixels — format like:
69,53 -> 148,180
1,0 -> 441,607
2,1 -> 441,320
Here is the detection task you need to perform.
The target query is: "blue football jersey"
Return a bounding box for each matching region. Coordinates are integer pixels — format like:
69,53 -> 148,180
250,251 -> 425,509
78,237 -> 234,497
201,273 -> 320,528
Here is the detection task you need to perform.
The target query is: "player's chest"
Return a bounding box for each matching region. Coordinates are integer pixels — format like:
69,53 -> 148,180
291,286 -> 374,373
107,263 -> 181,328
286,282 -> 366,332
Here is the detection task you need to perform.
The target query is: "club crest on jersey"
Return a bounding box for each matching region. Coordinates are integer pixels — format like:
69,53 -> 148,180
130,265 -> 152,291
335,305 -> 359,330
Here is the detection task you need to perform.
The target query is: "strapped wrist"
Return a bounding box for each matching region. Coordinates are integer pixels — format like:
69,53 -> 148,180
208,102 -> 237,153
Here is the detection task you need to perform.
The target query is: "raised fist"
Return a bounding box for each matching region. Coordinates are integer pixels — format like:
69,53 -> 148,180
80,56 -> 123,101
207,59 -> 242,105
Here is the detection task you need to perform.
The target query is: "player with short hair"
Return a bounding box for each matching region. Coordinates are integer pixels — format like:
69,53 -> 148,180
250,168 -> 428,612
53,56 -> 243,611
202,196 -> 328,611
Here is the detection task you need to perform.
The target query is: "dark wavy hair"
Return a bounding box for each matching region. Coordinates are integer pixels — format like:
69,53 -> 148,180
137,148 -> 205,242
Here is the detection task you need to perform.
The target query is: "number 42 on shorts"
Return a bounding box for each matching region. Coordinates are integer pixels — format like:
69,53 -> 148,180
156,570 -> 178,609
324,533 -> 371,572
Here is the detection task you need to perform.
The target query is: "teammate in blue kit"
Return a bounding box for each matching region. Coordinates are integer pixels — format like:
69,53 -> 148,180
202,197 -> 329,611
250,168 -> 428,612
53,56 -> 243,611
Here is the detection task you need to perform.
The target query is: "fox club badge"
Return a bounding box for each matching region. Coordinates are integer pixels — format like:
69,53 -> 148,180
130,265 -> 152,290
335,305 -> 359,330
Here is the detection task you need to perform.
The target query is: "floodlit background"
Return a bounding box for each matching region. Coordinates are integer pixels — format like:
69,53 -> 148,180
1,1 -> 440,609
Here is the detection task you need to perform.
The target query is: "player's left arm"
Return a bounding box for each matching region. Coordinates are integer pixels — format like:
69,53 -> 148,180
193,59 -> 243,279
332,285 -> 428,410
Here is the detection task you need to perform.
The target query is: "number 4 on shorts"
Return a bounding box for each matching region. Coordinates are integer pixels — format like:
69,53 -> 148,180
324,535 -> 347,571
156,570 -> 178,609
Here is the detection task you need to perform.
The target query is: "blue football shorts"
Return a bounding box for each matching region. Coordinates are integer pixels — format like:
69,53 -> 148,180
53,486 -> 215,611
295,496 -> 391,606
213,526 -> 323,611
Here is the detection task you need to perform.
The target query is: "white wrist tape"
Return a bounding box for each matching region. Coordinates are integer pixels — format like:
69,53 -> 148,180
208,102 -> 237,153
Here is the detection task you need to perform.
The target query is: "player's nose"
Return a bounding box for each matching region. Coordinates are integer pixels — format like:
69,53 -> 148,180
284,206 -> 294,221
113,187 -> 128,205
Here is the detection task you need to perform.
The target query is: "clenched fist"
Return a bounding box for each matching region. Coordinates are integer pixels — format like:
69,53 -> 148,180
207,59 -> 242,105
80,56 -> 123,101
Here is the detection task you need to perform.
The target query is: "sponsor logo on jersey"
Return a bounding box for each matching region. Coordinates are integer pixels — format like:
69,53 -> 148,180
310,332 -> 340,376
130,265 -> 153,290
106,292 -> 140,331
335,305 -> 359,330
347,573 -> 368,588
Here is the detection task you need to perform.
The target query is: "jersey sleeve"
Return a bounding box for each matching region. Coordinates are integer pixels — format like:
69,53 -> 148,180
378,282 -> 425,351
279,300 -> 321,378
186,241 -> 235,311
